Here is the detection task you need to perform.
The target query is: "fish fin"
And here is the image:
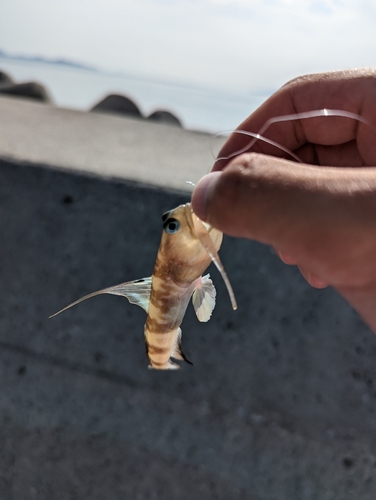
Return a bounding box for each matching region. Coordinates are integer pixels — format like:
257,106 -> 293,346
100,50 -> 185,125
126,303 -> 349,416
192,213 -> 237,311
49,277 -> 152,318
192,274 -> 216,322
171,327 -> 193,365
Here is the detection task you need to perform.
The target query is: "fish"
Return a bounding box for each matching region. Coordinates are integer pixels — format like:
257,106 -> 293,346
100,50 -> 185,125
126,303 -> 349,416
50,202 -> 237,370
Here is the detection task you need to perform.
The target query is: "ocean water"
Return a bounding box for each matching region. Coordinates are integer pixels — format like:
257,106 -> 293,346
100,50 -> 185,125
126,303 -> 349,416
0,58 -> 269,133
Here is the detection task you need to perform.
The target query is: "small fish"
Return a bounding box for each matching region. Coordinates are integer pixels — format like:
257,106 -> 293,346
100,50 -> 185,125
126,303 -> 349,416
50,203 -> 237,370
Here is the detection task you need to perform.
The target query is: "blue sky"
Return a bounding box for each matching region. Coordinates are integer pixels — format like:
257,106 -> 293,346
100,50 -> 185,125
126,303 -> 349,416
0,0 -> 375,93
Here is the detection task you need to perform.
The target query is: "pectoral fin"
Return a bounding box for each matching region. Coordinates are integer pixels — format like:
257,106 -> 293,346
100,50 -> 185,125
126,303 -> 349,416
171,328 -> 193,365
49,277 -> 152,318
192,274 -> 216,322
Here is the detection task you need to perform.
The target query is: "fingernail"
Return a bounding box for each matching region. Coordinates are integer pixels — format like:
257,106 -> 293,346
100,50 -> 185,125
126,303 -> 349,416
191,172 -> 222,220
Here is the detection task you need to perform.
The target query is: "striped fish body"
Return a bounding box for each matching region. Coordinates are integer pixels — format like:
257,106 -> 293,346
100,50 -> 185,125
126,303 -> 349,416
145,276 -> 198,369
50,203 -> 230,370
145,204 -> 222,369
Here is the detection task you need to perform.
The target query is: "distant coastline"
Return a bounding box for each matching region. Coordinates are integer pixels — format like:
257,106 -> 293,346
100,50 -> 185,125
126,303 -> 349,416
0,48 -> 98,72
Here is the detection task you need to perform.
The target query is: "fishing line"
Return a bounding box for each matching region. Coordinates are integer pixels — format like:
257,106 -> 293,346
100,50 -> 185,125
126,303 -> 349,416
211,108 -> 375,167
214,130 -> 303,163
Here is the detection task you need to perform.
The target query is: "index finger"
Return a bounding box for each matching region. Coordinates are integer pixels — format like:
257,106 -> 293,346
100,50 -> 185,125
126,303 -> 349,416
213,69 -> 376,171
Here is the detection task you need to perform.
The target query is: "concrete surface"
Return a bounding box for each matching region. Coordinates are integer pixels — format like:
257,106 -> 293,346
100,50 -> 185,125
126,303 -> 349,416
0,95 -> 224,191
0,96 -> 376,499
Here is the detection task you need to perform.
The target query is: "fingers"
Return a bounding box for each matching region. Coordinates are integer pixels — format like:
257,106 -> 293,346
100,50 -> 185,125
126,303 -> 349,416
276,249 -> 329,287
192,152 -> 376,289
296,266 -> 330,289
274,249 -> 297,265
194,152 -> 353,242
214,69 -> 376,171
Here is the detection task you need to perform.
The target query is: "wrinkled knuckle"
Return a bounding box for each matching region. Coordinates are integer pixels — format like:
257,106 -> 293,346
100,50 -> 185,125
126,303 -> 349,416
208,152 -> 278,237
227,153 -> 271,185
227,152 -> 264,175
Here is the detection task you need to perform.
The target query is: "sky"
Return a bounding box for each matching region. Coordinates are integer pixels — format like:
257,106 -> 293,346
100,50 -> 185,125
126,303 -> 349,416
0,0 -> 375,94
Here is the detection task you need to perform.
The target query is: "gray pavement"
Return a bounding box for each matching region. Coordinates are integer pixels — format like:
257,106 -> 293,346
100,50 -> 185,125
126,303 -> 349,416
0,96 -> 376,499
0,95 -> 224,191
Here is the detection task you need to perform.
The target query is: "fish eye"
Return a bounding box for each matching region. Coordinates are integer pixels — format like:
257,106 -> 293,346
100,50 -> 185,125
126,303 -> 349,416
164,218 -> 180,234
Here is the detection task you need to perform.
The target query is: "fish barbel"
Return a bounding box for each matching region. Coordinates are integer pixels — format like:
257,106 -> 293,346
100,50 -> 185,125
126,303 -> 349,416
50,202 -> 237,370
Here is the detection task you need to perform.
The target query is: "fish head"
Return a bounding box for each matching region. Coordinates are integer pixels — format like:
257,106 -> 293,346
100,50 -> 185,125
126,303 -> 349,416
160,203 -> 223,283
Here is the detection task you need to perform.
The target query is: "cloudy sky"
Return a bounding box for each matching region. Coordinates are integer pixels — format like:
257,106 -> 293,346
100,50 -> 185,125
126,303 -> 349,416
0,0 -> 375,93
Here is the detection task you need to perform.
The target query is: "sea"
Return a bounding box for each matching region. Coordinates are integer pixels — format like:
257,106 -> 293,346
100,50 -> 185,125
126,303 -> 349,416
0,58 -> 270,134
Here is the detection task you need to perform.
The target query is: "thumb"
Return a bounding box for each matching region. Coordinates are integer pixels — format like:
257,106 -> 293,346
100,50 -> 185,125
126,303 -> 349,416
191,153 -> 376,276
192,153 -> 332,245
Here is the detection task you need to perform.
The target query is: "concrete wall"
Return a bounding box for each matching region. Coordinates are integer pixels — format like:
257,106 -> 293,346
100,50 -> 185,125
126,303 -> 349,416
0,96 -> 375,500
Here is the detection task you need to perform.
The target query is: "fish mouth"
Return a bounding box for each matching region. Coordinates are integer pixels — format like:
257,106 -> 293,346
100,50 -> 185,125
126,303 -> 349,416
184,203 -> 213,235
183,203 -> 196,233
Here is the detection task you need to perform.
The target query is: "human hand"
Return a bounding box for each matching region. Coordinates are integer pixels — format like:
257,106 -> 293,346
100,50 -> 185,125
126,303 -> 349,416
191,69 -> 376,331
